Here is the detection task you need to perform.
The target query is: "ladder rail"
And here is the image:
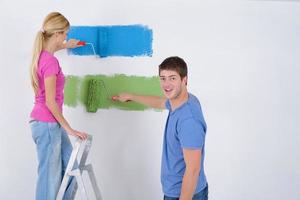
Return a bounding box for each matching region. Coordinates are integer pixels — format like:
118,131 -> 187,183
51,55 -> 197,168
56,138 -> 82,200
56,135 -> 102,200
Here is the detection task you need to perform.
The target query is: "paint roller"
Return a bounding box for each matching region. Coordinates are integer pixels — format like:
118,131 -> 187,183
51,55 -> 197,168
77,41 -> 86,46
86,79 -> 113,113
77,29 -> 108,57
77,41 -> 97,56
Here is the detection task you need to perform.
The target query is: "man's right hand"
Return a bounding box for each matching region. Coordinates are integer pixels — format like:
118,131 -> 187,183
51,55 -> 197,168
112,93 -> 133,102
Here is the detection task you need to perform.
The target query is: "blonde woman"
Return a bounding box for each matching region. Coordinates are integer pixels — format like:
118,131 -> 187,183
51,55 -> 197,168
29,12 -> 87,200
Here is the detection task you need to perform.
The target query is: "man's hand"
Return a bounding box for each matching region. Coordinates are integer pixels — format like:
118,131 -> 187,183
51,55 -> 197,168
112,93 -> 166,109
111,93 -> 133,102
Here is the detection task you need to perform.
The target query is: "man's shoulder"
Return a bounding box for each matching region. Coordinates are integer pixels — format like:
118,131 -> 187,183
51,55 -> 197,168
186,94 -> 202,114
188,93 -> 201,105
179,94 -> 206,124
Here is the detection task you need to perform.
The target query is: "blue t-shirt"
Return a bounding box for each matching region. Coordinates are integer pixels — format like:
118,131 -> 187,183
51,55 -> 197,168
161,93 -> 207,197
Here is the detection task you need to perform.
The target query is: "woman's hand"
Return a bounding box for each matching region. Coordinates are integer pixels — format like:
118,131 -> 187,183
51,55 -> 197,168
66,128 -> 88,140
64,39 -> 84,49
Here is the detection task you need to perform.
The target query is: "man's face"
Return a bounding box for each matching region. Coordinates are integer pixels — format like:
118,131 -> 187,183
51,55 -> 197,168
159,70 -> 187,100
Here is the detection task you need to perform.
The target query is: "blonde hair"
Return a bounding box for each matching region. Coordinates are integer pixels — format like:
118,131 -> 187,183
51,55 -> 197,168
30,12 -> 70,94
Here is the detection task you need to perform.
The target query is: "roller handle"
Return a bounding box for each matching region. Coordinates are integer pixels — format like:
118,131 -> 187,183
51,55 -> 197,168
77,41 -> 86,46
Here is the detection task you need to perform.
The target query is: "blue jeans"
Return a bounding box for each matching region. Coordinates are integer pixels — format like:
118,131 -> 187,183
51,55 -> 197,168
164,186 -> 208,200
30,120 -> 76,200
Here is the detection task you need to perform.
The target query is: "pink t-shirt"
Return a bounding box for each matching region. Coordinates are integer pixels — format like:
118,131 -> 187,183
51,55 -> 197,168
30,50 -> 65,122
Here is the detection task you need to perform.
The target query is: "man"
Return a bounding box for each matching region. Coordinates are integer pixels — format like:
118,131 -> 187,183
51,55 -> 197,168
113,56 -> 208,200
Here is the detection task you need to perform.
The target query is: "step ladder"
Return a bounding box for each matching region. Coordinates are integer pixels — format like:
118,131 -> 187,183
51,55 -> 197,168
56,135 -> 102,200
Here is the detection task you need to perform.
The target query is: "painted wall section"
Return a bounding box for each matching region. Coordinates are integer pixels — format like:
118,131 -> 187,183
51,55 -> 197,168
64,74 -> 163,111
67,25 -> 153,57
64,75 -> 80,107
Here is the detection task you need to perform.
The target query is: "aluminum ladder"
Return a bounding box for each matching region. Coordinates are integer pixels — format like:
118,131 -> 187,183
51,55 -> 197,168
56,135 -> 102,200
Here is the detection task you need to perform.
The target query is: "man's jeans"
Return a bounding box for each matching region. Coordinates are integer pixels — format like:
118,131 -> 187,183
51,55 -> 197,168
164,186 -> 208,200
30,120 -> 76,200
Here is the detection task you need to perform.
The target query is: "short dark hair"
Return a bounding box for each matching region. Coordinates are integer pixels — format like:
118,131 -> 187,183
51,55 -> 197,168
159,56 -> 187,79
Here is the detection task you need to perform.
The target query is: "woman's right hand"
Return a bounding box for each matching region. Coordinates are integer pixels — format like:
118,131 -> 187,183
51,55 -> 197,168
67,128 -> 88,140
64,39 -> 83,49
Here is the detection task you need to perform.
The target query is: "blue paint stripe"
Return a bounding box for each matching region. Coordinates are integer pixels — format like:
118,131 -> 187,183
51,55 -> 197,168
67,25 -> 153,57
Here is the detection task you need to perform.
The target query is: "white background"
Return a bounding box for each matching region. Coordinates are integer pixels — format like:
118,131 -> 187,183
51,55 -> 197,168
0,0 -> 299,199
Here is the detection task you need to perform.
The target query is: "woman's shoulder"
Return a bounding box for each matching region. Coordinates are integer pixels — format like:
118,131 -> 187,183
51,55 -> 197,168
38,51 -> 60,75
39,50 -> 58,62
39,51 -> 59,67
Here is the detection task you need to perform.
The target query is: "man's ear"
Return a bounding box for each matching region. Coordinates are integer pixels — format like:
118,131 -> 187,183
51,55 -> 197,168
183,76 -> 188,86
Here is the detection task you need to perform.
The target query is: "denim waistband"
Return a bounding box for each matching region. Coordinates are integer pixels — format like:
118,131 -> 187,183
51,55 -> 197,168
29,119 -> 37,123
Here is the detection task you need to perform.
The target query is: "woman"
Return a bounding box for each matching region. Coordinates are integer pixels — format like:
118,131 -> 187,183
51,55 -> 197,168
29,12 -> 87,200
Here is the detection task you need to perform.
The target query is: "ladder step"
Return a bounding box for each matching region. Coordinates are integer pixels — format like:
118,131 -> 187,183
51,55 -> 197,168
56,135 -> 102,200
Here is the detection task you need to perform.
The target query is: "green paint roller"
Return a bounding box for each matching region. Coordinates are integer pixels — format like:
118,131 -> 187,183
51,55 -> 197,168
86,79 -> 101,113
86,79 -> 113,113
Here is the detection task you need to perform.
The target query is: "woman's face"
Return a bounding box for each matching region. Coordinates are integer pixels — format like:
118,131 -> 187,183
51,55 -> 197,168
55,29 -> 69,46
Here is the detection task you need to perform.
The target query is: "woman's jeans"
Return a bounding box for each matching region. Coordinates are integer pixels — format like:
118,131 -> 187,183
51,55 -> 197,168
164,186 -> 208,200
30,120 -> 76,200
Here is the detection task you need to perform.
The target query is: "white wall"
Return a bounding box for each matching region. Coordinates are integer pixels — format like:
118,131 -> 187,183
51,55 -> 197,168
0,0 -> 300,199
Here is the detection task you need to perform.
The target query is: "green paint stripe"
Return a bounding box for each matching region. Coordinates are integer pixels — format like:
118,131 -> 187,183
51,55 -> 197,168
64,75 -> 80,107
64,74 -> 163,112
